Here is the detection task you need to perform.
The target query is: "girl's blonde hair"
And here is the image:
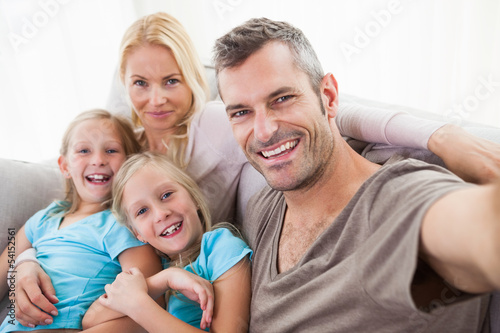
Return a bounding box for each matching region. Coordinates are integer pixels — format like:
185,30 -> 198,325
112,151 -> 212,267
57,109 -> 141,216
119,12 -> 210,168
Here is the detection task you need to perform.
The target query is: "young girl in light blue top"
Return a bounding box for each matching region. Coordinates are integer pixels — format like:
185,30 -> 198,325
92,151 -> 252,332
0,110 -> 161,332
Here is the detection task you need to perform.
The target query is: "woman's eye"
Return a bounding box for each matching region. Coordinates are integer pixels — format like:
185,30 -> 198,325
161,192 -> 172,200
134,80 -> 147,87
137,208 -> 148,216
165,78 -> 179,85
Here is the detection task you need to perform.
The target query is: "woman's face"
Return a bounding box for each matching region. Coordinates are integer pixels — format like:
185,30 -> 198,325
124,44 -> 193,134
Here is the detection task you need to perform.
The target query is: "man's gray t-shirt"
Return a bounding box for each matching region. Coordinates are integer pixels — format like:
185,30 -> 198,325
245,159 -> 490,332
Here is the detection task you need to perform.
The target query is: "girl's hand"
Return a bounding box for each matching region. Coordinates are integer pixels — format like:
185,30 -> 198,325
151,267 -> 214,330
99,267 -> 149,317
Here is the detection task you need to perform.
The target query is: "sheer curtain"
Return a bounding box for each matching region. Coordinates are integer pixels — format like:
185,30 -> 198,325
1,0 -> 499,163
0,0 -> 137,163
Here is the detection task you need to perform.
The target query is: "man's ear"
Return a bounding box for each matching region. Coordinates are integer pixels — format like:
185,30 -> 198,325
320,73 -> 339,118
58,156 -> 71,179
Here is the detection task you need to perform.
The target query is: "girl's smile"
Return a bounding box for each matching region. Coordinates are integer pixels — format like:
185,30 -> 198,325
160,221 -> 183,237
122,165 -> 204,260
58,119 -> 126,209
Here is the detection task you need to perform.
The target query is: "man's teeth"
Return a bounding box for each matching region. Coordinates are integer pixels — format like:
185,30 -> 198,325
161,222 -> 182,236
86,175 -> 110,183
262,140 -> 298,158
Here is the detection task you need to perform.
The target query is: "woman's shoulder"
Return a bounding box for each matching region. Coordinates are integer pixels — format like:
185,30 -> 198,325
193,101 -> 229,130
189,101 -> 244,160
203,100 -> 226,113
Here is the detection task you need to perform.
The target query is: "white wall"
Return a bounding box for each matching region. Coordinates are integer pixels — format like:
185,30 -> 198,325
1,0 -> 499,163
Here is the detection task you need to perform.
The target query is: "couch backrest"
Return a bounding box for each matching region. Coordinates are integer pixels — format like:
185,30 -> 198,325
0,158 -> 63,254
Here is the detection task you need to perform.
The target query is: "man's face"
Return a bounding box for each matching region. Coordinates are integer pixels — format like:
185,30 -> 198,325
218,42 -> 337,192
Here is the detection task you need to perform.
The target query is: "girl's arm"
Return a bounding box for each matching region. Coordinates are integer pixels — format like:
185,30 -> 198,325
98,267 -> 214,332
210,257 -> 251,332
100,257 -> 251,333
147,266 -> 214,303
81,244 -> 163,332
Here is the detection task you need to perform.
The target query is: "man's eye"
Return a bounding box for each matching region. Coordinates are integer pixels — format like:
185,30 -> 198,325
137,208 -> 148,216
232,110 -> 249,118
276,95 -> 292,103
161,192 -> 172,200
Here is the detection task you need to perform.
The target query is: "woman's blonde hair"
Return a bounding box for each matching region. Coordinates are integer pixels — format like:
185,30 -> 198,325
112,151 -> 212,267
57,109 -> 141,216
119,12 -> 210,168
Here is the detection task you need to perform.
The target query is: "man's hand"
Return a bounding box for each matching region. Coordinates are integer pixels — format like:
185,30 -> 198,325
14,261 -> 58,328
428,124 -> 500,184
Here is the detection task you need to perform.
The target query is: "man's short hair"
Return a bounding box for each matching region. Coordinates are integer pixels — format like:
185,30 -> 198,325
213,17 -> 324,92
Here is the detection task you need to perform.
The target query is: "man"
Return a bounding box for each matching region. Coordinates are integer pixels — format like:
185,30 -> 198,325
214,17 -> 498,332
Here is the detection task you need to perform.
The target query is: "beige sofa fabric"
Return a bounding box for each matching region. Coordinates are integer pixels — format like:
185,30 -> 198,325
0,158 -> 63,319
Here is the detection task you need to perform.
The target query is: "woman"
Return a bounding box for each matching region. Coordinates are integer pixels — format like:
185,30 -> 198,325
14,12 -> 500,330
117,14 -> 246,223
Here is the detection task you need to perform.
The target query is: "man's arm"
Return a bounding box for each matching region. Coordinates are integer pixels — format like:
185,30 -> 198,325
420,179 -> 500,293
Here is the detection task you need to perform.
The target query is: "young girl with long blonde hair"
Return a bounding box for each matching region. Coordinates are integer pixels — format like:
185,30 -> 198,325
0,110 -> 162,332
96,152 -> 251,332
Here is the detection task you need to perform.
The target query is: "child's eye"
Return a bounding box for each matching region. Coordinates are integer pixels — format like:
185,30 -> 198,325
106,149 -> 119,154
137,207 -> 148,216
78,149 -> 90,154
161,192 -> 172,200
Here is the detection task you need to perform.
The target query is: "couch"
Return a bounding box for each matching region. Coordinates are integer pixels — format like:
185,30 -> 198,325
2,71 -> 500,329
